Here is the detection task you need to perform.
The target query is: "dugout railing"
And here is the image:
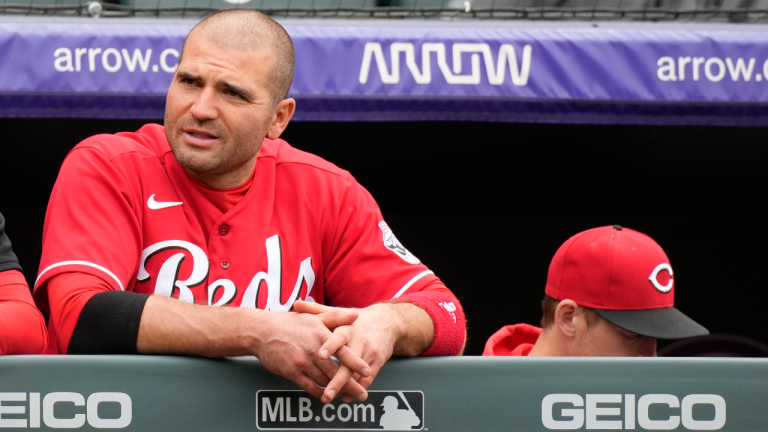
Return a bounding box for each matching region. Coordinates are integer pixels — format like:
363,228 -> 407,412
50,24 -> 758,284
0,355 -> 760,431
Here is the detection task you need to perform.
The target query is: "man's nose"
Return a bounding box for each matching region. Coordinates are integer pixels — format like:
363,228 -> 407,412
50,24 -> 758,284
637,337 -> 658,357
189,87 -> 218,121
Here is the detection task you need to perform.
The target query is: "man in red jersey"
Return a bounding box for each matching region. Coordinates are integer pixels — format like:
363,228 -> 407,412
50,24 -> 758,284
484,225 -> 707,357
34,10 -> 465,404
0,212 -> 47,354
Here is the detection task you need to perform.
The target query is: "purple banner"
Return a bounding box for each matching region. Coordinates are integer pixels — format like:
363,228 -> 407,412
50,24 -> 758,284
1,18 -> 768,124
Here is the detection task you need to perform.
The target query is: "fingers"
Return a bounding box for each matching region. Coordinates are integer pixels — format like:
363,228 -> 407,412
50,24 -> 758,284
314,356 -> 340,379
356,357 -> 384,390
294,301 -> 358,330
318,329 -> 371,378
303,364 -> 331,387
316,310 -> 359,330
322,364 -> 363,404
341,374 -> 366,403
314,358 -> 367,404
334,345 -> 372,377
293,300 -> 333,314
292,374 -> 325,400
318,327 -> 349,360
357,373 -> 375,390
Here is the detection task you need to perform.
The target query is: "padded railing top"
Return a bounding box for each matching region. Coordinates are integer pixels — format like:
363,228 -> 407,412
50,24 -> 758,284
0,355 -> 764,431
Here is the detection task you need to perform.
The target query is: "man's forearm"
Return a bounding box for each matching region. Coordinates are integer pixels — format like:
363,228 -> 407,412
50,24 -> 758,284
386,302 -> 435,357
137,295 -> 260,357
138,296 -> 368,401
391,287 -> 467,357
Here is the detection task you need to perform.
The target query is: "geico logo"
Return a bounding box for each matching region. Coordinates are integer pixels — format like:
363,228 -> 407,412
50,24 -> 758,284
0,392 -> 131,429
542,394 -> 725,430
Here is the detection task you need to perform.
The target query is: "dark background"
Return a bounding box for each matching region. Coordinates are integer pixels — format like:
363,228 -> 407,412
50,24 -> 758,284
2,118 -> 766,355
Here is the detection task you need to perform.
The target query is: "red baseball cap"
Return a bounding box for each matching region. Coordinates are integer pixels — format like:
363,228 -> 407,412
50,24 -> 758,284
545,225 -> 708,339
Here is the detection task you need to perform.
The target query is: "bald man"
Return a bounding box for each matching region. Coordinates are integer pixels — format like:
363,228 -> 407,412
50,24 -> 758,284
34,10 -> 465,404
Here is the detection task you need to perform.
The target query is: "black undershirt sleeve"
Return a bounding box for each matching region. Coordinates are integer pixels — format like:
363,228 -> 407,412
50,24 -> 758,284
0,213 -> 22,273
68,291 -> 150,354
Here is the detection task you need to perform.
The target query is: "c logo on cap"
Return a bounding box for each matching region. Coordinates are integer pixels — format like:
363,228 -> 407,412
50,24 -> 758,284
649,263 -> 674,293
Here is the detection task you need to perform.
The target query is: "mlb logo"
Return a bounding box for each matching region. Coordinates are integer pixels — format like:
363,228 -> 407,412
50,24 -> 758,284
256,390 -> 424,430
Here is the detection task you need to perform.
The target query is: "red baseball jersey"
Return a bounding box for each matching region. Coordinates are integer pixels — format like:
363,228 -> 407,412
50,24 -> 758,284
483,324 -> 541,357
0,270 -> 48,354
35,124 -> 443,342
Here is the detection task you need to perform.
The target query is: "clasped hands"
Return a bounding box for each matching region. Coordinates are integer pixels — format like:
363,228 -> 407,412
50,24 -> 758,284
253,300 -> 400,404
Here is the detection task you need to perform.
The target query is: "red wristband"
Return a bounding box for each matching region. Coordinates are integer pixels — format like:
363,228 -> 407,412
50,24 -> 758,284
394,290 -> 466,356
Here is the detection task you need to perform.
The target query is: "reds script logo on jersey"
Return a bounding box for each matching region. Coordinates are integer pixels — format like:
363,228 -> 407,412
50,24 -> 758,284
138,235 -> 316,310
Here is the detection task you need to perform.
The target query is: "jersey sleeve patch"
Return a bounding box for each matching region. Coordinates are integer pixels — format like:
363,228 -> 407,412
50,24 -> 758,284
378,221 -> 421,265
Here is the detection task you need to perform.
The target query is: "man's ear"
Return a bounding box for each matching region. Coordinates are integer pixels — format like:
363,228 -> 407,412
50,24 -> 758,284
554,299 -> 581,337
266,98 -> 296,139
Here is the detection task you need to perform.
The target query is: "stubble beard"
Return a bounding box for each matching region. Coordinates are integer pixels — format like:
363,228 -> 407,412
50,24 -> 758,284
167,116 -> 262,176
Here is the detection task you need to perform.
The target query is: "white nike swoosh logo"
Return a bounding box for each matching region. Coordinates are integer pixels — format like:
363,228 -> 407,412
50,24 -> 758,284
147,194 -> 183,210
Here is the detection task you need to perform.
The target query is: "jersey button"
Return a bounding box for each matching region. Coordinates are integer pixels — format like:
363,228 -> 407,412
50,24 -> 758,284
220,258 -> 231,269
219,225 -> 230,236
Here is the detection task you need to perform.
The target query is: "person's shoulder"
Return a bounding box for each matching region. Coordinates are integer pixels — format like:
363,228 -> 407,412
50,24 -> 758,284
70,123 -> 170,163
265,138 -> 351,182
483,323 -> 542,356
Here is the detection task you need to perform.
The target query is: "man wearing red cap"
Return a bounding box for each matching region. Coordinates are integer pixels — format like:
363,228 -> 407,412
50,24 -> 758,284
484,225 -> 708,357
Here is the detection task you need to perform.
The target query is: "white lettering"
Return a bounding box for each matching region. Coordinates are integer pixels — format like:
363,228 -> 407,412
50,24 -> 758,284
354,404 -> 375,422
121,49 -> 152,72
299,398 -> 312,422
763,59 -> 768,82
624,394 -> 635,430
0,392 -> 131,429
208,279 -> 237,307
30,392 -> 40,428
543,394 -> 724,431
678,57 -> 691,81
322,404 -> 335,422
587,394 -> 622,430
102,48 -> 122,73
725,57 -> 755,81
704,58 -> 726,82
359,42 -> 532,86
337,404 -> 352,422
160,48 -> 179,73
43,392 -> 86,429
637,394 -> 679,430
285,398 -> 297,422
88,48 -> 102,72
681,395 -> 726,430
86,393 -> 132,428
140,238 -> 314,307
542,394 -> 584,430
54,48 -> 74,72
0,393 -> 27,428
139,240 -> 209,304
657,57 -> 677,81
262,398 -> 284,422
75,48 -> 87,72
240,236 -> 315,311
692,57 -> 705,81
